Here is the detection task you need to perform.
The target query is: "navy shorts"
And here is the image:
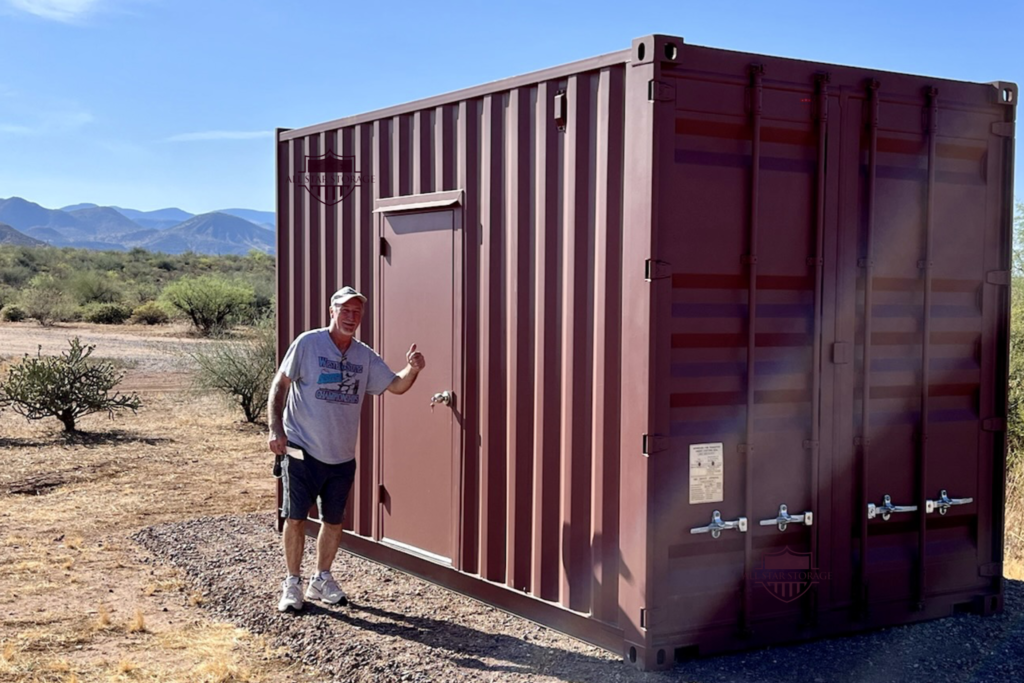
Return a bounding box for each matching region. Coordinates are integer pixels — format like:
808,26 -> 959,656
280,444 -> 356,525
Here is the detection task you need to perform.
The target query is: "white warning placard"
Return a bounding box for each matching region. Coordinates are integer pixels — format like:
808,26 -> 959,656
689,443 -> 724,505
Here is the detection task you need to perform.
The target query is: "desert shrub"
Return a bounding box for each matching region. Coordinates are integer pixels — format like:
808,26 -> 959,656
82,302 -> 133,325
161,275 -> 254,336
0,263 -> 33,287
130,301 -> 170,325
1009,202 -> 1024,468
189,322 -> 276,423
19,275 -> 77,326
68,270 -> 123,305
0,337 -> 142,432
1,304 -> 26,322
0,283 -> 17,309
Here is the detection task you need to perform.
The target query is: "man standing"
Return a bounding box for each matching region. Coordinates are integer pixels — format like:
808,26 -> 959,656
268,286 -> 424,612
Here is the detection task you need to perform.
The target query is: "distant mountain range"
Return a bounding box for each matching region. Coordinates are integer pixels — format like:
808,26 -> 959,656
0,197 -> 276,256
0,221 -> 45,247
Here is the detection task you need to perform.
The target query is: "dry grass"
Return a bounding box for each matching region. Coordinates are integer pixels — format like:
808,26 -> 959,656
1005,462 -> 1024,580
95,604 -> 112,629
0,324 -> 314,683
127,609 -> 146,634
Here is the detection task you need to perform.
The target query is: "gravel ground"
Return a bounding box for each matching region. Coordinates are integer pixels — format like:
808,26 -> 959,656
133,513 -> 1024,683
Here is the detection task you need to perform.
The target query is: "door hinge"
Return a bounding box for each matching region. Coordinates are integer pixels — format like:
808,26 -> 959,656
642,434 -> 669,456
645,259 -> 672,282
987,270 -> 1010,286
979,563 -> 1002,577
982,418 -> 1007,432
378,484 -> 387,500
991,121 -> 1015,137
648,80 -> 676,102
832,342 -> 850,364
380,236 -> 390,258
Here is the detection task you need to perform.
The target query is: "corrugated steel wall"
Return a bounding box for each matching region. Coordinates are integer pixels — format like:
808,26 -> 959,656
276,58 -> 629,618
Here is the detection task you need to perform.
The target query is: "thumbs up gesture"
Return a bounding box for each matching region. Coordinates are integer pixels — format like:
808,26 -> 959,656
406,343 -> 426,373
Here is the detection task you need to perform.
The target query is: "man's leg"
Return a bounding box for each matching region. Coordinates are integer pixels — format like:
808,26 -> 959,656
283,519 -> 306,576
315,522 -> 343,573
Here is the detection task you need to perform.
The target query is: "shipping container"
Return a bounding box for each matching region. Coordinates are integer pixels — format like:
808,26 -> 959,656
275,34 -> 1017,670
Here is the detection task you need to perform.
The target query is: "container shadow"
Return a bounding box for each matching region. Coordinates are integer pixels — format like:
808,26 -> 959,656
305,580 -> 1024,683
309,600 -> 643,681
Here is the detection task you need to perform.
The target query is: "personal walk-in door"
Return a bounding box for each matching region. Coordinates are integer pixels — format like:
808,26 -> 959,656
377,207 -> 460,565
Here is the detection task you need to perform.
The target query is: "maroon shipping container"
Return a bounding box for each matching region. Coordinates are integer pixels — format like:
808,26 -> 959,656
275,34 -> 1017,669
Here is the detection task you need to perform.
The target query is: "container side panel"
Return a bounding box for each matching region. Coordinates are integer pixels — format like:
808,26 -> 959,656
457,99 -> 481,574
505,86 -> 536,593
590,65 -> 625,625
479,93 -> 509,582
531,80 -> 564,602
279,53 -> 628,648
559,71 -> 595,613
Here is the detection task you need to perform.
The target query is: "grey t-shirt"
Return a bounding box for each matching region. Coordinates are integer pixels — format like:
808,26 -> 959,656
280,329 -> 397,464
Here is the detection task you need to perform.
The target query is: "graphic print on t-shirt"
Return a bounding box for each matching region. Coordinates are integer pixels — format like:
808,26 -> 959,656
314,355 -> 364,404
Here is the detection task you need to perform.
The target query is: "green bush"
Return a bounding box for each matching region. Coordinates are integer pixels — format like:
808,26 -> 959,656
1,304 -> 26,322
189,323 -> 276,423
82,302 -> 133,325
19,275 -> 77,326
130,301 -> 170,325
0,337 -> 142,433
68,270 -> 123,305
161,275 -> 254,336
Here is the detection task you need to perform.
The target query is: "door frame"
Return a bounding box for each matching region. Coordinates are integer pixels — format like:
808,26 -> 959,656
372,189 -> 465,568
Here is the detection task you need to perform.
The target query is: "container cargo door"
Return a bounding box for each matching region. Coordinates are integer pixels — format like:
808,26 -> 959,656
655,64 -> 837,645
834,81 -> 1011,620
378,209 -> 457,565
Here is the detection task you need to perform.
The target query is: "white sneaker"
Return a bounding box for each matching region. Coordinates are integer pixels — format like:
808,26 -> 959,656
278,576 -> 303,612
305,571 -> 348,606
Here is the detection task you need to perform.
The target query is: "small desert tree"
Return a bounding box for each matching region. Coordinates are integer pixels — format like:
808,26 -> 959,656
161,276 -> 254,336
0,337 -> 142,433
188,322 -> 276,423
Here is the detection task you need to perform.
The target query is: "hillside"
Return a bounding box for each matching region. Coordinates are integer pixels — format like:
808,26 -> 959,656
69,206 -> 144,237
0,197 -> 275,255
137,212 -> 275,255
0,197 -> 86,233
0,221 -> 45,246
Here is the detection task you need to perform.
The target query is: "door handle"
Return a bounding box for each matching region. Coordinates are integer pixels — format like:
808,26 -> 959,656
430,390 -> 454,408
759,504 -> 813,532
690,510 -> 747,539
867,494 -> 918,521
925,489 -> 973,515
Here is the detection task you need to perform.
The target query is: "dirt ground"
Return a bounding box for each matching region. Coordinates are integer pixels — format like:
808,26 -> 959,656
0,321 -> 314,682
1,321 -> 1022,683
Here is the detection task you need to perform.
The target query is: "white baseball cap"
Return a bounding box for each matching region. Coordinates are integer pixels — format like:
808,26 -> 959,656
330,286 -> 367,307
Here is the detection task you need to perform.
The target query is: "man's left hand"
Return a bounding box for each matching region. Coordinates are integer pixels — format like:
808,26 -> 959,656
406,343 -> 426,373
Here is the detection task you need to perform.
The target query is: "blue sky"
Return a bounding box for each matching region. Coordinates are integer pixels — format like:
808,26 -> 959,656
0,0 -> 1020,213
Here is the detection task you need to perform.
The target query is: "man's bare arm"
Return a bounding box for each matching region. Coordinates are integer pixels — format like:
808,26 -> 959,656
387,343 -> 426,395
267,371 -> 291,454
